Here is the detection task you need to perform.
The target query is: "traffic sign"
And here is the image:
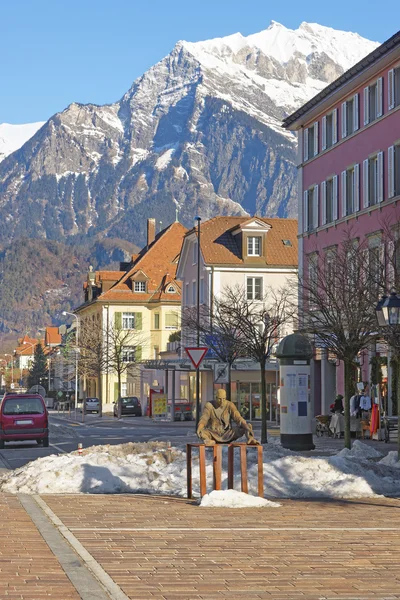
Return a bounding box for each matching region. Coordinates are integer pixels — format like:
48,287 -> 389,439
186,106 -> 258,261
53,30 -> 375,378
185,347 -> 208,369
214,362 -> 229,384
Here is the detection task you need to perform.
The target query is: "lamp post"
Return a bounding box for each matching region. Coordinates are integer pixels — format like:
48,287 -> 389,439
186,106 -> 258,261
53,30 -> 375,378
376,292 -> 400,460
4,354 -> 13,390
62,311 -> 81,422
195,216 -> 201,430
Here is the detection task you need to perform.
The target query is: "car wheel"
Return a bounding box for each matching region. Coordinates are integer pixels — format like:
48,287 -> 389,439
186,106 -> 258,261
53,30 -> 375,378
37,439 -> 43,445
0,439 -> 4,449
43,437 -> 49,448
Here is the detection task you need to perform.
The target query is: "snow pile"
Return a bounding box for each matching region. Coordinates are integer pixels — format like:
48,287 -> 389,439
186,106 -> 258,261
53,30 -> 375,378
200,490 -> 281,508
379,451 -> 400,468
1,440 -> 400,498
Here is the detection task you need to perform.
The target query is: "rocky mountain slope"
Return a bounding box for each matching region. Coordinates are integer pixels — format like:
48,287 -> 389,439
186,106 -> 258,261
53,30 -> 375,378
0,22 -> 379,249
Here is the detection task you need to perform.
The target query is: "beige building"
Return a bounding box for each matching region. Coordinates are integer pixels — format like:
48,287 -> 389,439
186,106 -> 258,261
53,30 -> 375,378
75,219 -> 187,411
175,216 -> 298,422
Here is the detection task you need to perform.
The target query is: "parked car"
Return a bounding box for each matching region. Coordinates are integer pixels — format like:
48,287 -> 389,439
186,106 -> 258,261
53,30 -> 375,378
85,397 -> 100,413
0,393 -> 49,448
114,396 -> 142,417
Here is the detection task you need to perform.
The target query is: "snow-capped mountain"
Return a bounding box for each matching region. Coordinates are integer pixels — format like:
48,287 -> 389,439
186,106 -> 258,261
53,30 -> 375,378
0,22 -> 379,246
0,122 -> 45,163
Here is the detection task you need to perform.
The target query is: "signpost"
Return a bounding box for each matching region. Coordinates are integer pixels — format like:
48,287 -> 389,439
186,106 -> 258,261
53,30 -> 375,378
152,393 -> 168,420
185,347 -> 208,428
214,362 -> 229,384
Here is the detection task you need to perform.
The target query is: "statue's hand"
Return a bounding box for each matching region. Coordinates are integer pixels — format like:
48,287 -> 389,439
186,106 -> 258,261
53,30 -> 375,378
246,437 -> 260,445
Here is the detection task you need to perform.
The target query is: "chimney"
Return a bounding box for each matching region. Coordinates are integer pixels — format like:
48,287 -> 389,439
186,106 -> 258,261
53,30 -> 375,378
147,218 -> 156,247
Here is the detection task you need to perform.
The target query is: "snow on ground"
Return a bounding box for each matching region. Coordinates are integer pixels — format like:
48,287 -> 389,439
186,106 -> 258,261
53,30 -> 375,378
200,490 -> 281,508
1,440 -> 400,499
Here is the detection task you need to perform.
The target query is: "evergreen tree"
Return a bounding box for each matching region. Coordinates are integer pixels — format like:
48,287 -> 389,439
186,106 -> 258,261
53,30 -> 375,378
27,344 -> 48,391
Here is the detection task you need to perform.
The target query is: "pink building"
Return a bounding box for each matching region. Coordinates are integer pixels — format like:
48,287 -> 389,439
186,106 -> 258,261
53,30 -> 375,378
283,29 -> 400,415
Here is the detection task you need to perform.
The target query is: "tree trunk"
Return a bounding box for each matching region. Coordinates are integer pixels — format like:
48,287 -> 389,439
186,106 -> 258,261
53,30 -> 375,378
117,372 -> 122,419
344,358 -> 353,450
98,374 -> 103,418
260,361 -> 268,444
226,364 -> 232,402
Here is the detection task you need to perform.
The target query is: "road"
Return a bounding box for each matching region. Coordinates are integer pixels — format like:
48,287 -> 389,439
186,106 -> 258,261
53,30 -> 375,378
0,412 -> 223,470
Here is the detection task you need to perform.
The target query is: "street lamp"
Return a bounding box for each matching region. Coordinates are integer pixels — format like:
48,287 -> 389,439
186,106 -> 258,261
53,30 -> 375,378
62,311 -> 81,421
376,293 -> 400,460
195,216 -> 201,430
4,354 -> 14,389
23,341 -> 36,374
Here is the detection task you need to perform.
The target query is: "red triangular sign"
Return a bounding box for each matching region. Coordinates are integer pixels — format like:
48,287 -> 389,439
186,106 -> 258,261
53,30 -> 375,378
185,347 -> 208,369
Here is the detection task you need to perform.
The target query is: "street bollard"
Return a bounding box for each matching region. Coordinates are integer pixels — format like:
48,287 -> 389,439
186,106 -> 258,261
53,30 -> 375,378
78,442 -> 83,456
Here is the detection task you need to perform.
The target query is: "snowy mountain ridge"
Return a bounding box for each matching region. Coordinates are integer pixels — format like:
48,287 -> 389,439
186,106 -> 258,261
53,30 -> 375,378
0,21 -> 379,247
0,121 -> 45,162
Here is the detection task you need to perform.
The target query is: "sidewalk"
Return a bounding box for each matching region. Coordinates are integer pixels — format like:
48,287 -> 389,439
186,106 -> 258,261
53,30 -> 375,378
3,492 -> 400,599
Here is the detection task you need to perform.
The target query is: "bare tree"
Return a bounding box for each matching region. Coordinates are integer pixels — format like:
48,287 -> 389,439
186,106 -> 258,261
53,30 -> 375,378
222,285 -> 293,444
78,326 -> 107,417
298,233 -> 383,449
106,323 -> 146,418
181,294 -> 245,400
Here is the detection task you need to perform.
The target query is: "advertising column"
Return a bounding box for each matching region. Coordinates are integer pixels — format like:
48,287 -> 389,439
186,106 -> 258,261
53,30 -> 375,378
276,333 -> 314,451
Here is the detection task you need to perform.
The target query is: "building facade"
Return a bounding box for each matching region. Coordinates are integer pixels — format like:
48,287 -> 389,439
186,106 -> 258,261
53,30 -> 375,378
283,29 -> 400,414
75,219 -> 187,411
176,216 -> 298,421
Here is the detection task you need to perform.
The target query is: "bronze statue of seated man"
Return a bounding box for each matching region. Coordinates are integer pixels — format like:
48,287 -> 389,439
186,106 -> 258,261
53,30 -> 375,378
197,389 -> 260,446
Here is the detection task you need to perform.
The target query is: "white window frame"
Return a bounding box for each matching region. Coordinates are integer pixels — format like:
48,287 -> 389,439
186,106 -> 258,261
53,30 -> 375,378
364,77 -> 383,126
388,144 -> 400,198
247,236 -> 261,256
363,152 -> 384,208
342,94 -> 359,138
122,346 -> 136,363
122,312 -> 135,330
303,121 -> 318,161
388,66 -> 400,110
134,281 -> 146,293
246,277 -> 263,301
321,176 -> 337,225
166,285 -> 176,293
303,185 -> 319,232
341,165 -> 359,217
321,109 -> 337,151
165,312 -> 179,330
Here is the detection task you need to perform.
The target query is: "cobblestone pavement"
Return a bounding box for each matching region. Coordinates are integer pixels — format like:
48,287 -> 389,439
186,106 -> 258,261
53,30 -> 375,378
0,495 -> 80,599
41,494 -> 400,600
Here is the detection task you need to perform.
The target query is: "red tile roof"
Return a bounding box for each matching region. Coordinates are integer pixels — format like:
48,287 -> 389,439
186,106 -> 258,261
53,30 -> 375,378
186,216 -> 298,267
45,326 -> 62,346
79,222 -> 187,306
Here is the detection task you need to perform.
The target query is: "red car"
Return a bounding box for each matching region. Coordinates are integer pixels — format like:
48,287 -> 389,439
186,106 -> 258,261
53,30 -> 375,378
0,393 -> 49,448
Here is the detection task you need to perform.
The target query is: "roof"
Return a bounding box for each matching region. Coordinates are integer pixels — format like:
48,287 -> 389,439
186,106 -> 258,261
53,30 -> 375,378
15,335 -> 40,356
80,221 -> 187,306
186,216 -> 298,267
95,271 -> 123,283
45,326 -> 61,346
283,28 -> 400,129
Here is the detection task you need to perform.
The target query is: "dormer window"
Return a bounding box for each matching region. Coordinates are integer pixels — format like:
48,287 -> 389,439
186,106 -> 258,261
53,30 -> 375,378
247,236 -> 261,256
134,281 -> 146,293
167,285 -> 176,293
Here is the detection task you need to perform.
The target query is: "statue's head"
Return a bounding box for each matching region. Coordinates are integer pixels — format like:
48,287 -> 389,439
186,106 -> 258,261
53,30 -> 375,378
215,388 -> 226,407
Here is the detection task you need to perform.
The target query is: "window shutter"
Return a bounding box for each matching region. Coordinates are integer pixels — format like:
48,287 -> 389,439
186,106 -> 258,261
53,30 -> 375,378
321,181 -> 326,225
304,190 -> 308,232
135,346 -> 142,362
333,175 -> 338,221
115,312 -> 122,329
353,94 -> 359,131
388,145 -> 395,198
321,116 -> 327,151
303,128 -> 309,161
341,102 -> 347,138
313,185 -> 319,229
377,77 -> 383,117
363,159 -> 369,208
341,171 -> 347,217
377,151 -> 384,202
388,69 -> 395,110
354,163 -> 360,211
134,312 -> 142,330
332,108 -> 338,144
388,240 -> 395,289
313,122 -> 319,156
363,87 -> 370,126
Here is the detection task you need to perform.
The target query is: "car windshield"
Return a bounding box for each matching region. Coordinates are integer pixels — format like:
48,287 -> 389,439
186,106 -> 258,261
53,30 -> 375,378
3,397 -> 44,415
86,398 -> 99,403
121,397 -> 138,405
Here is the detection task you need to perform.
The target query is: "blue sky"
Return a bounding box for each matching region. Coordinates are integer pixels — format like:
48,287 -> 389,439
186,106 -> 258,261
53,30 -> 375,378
1,0 -> 399,123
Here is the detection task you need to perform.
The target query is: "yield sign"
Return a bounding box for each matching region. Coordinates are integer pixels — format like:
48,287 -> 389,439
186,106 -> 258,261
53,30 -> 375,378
185,347 -> 208,369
